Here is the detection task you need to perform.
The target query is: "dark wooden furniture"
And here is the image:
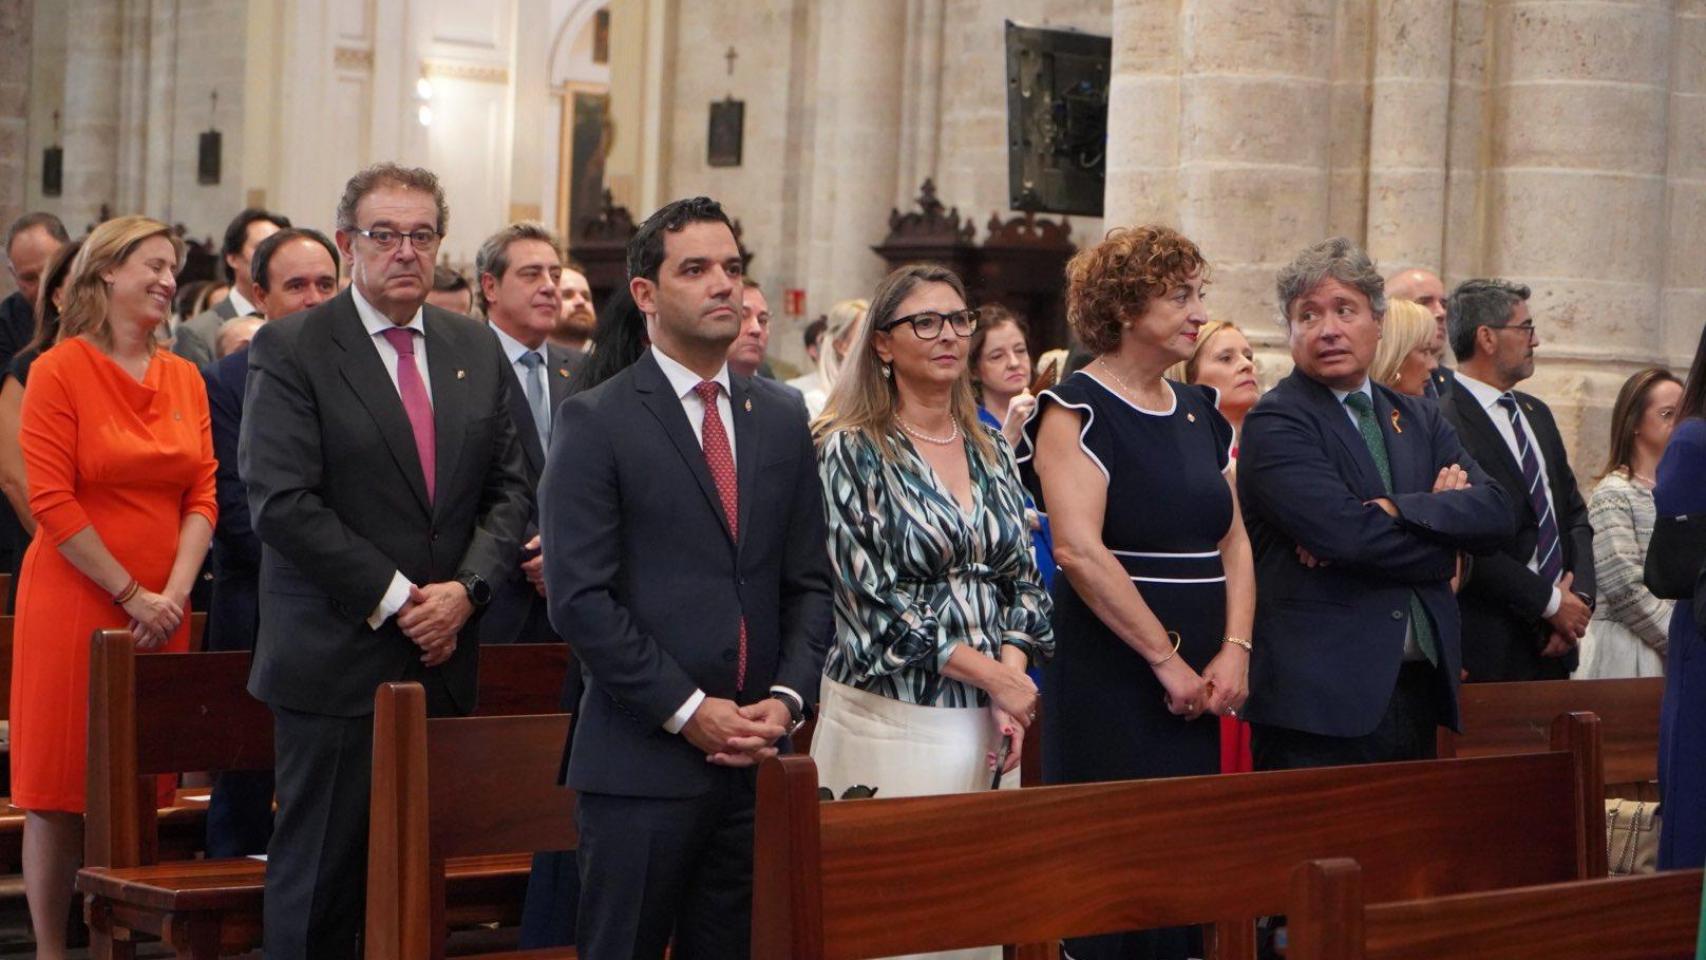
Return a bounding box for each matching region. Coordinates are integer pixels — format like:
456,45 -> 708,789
1287,860 -> 1701,960
752,713 -> 1606,960
566,188 -> 637,312
1440,677 -> 1662,785
78,636 -> 571,958
364,681 -> 577,960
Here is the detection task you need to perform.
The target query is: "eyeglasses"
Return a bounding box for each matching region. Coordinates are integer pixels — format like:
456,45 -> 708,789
1490,321 -> 1539,342
353,227 -> 442,251
880,308 -> 980,341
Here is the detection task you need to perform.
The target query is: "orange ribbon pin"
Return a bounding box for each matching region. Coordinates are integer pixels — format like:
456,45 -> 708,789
1390,409 -> 1403,434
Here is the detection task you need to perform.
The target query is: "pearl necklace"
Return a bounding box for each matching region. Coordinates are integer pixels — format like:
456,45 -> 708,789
896,415 -> 961,446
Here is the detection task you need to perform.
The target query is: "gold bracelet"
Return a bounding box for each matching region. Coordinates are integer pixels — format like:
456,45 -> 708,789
1222,636 -> 1252,652
1149,630 -> 1183,667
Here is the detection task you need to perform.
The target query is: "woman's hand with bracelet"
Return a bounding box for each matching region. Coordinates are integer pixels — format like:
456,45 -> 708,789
122,587 -> 182,650
987,662 -> 1038,730
1153,652 -> 1209,720
1202,640 -> 1249,717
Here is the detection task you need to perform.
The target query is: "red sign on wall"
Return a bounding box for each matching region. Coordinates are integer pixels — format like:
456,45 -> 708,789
784,288 -> 806,316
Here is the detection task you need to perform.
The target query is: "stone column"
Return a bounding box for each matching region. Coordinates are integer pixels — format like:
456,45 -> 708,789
802,0 -> 905,314
0,0 -> 33,284
1103,0 -> 1182,231
62,0 -> 124,228
1663,4 -> 1706,366
1364,0 -> 1454,271
1484,0 -> 1672,465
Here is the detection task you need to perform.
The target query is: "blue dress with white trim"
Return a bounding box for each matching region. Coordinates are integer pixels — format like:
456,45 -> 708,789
1019,371 -> 1235,784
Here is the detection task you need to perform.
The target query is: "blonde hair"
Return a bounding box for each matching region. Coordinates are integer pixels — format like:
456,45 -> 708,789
813,264 -> 996,465
58,216 -> 184,350
1370,299 -> 1435,389
1165,319 -> 1242,383
814,297 -> 868,395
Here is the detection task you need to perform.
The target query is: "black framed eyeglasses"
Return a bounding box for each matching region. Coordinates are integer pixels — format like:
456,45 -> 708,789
1489,321 -> 1538,342
880,308 -> 980,341
353,227 -> 442,251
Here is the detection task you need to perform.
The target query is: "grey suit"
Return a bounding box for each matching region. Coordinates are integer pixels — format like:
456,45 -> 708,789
238,288 -> 532,959
173,296 -> 239,368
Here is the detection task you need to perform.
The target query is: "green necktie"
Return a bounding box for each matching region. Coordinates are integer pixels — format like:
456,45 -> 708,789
1344,391 -> 1439,666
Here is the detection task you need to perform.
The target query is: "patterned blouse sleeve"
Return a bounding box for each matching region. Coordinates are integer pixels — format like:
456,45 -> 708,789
818,430 -> 957,678
990,433 -> 1055,664
1589,479 -> 1673,653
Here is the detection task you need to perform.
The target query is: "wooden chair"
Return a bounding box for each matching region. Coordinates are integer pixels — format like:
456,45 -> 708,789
364,681 -> 577,960
1440,677 -> 1662,785
1287,860 -> 1702,960
752,713 -> 1607,960
77,635 -> 571,959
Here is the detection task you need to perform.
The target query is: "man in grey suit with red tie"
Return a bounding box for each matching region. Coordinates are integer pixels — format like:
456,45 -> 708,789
541,196 -> 833,959
239,163 -> 532,959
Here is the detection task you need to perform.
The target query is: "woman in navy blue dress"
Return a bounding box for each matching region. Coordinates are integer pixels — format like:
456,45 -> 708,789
1021,226 -> 1254,960
1648,323 -> 1706,871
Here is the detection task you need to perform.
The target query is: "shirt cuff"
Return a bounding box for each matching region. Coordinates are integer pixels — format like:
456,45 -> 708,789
1542,585 -> 1562,620
769,685 -> 805,716
663,688 -> 706,734
367,571 -> 414,630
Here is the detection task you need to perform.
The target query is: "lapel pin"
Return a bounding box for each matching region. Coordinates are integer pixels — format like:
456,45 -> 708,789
744,397 -> 752,413
558,368 -> 570,378
172,410 -> 182,421
1391,410 -> 1403,434
455,369 -> 466,380
1186,412 -> 1196,423
1523,401 -> 1534,413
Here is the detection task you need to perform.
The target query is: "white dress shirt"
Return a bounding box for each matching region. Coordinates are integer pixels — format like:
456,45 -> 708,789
224,286 -> 255,320
647,345 -> 803,733
489,322 -> 550,430
352,285 -> 433,629
1452,371 -> 1563,617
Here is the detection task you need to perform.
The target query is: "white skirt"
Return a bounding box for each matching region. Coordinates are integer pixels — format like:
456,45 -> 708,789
809,678 -> 1013,960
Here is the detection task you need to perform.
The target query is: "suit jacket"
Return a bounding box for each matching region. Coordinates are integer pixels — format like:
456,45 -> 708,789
203,349 -> 263,651
1442,382 -> 1596,680
480,339 -> 582,647
541,350 -> 833,798
174,297 -> 240,369
1426,364 -> 1456,401
238,289 -> 533,717
1237,370 -> 1515,737
0,291 -> 32,563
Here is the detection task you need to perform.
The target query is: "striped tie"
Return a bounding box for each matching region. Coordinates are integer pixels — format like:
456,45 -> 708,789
1497,393 -> 1564,586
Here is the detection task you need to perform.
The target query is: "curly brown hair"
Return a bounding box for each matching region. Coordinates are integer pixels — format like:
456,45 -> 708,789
1065,225 -> 1209,355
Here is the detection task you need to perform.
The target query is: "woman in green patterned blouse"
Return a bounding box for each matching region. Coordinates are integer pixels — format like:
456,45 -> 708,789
810,264 -> 1053,825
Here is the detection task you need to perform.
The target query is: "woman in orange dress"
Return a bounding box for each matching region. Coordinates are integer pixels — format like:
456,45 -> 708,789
10,216 -> 216,959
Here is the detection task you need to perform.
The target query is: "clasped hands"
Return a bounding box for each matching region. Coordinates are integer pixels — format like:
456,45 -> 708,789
1541,570 -> 1589,658
1156,645 -> 1248,722
397,582 -> 472,666
1296,464 -> 1471,569
125,587 -> 185,650
682,697 -> 793,767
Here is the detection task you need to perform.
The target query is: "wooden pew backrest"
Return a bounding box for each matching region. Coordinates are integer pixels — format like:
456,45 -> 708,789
1288,858 -> 1702,960
1441,678 -> 1661,785
753,713 -> 1606,960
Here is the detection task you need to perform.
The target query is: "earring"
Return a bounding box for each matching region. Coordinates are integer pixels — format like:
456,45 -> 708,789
881,363 -> 892,380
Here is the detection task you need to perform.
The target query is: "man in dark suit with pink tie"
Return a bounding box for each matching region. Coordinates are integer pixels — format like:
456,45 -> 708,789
541,196 -> 833,959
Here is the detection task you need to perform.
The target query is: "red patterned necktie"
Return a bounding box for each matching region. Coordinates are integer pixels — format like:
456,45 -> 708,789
693,381 -> 745,690
380,327 -> 435,503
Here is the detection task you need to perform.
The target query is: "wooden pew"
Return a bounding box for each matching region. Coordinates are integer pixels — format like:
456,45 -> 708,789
77,634 -> 571,959
1287,860 -> 1702,960
365,681 -> 576,960
751,713 -> 1607,960
1440,677 -> 1662,785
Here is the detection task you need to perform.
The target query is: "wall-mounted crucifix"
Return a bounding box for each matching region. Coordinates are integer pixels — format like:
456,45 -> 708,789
725,45 -> 738,76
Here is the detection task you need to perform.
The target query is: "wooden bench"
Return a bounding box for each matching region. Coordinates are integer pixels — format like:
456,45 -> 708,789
752,713 -> 1607,960
1287,860 -> 1702,960
365,681 -> 577,959
1440,678 -> 1662,785
77,634 -> 571,959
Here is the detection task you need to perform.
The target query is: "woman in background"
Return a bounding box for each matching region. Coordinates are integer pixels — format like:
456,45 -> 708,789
11,217 -> 215,960
969,305 -> 1055,589
1577,368 -> 1682,679
797,297 -> 868,417
1370,299 -> 1439,398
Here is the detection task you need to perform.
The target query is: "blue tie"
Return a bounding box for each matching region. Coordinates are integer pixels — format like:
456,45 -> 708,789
1497,393 -> 1563,586
518,352 -> 550,453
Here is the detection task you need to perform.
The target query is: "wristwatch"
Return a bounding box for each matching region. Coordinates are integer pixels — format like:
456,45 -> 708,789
769,691 -> 807,736
455,572 -> 492,608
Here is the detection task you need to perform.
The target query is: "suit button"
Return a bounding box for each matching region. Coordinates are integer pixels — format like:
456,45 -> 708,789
722,649 -> 736,663
430,530 -> 439,542
1391,610 -> 1404,620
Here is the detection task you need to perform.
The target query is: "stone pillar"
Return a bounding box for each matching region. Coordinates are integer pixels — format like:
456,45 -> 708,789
142,0 -> 181,219
1103,0 -> 1181,231
0,0 -> 33,290
802,0 -> 905,314
1484,0 -> 1672,465
1364,0 -> 1454,271
1440,0 -> 1490,284
62,0 -> 124,228
1662,4 -> 1706,366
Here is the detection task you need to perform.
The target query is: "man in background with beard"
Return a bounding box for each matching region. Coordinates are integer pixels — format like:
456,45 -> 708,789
552,261 -> 596,353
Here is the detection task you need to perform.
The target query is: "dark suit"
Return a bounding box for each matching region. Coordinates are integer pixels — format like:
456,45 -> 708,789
1425,364 -> 1456,401
173,296 -> 240,369
1238,371 -> 1514,766
541,349 -> 832,959
0,291 -> 34,571
1441,378 -> 1595,680
482,338 -> 582,647
239,289 -> 531,959
200,349 -> 272,856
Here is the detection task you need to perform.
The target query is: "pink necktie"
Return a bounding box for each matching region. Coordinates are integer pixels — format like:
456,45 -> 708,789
694,381 -> 745,690
381,326 -> 436,503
